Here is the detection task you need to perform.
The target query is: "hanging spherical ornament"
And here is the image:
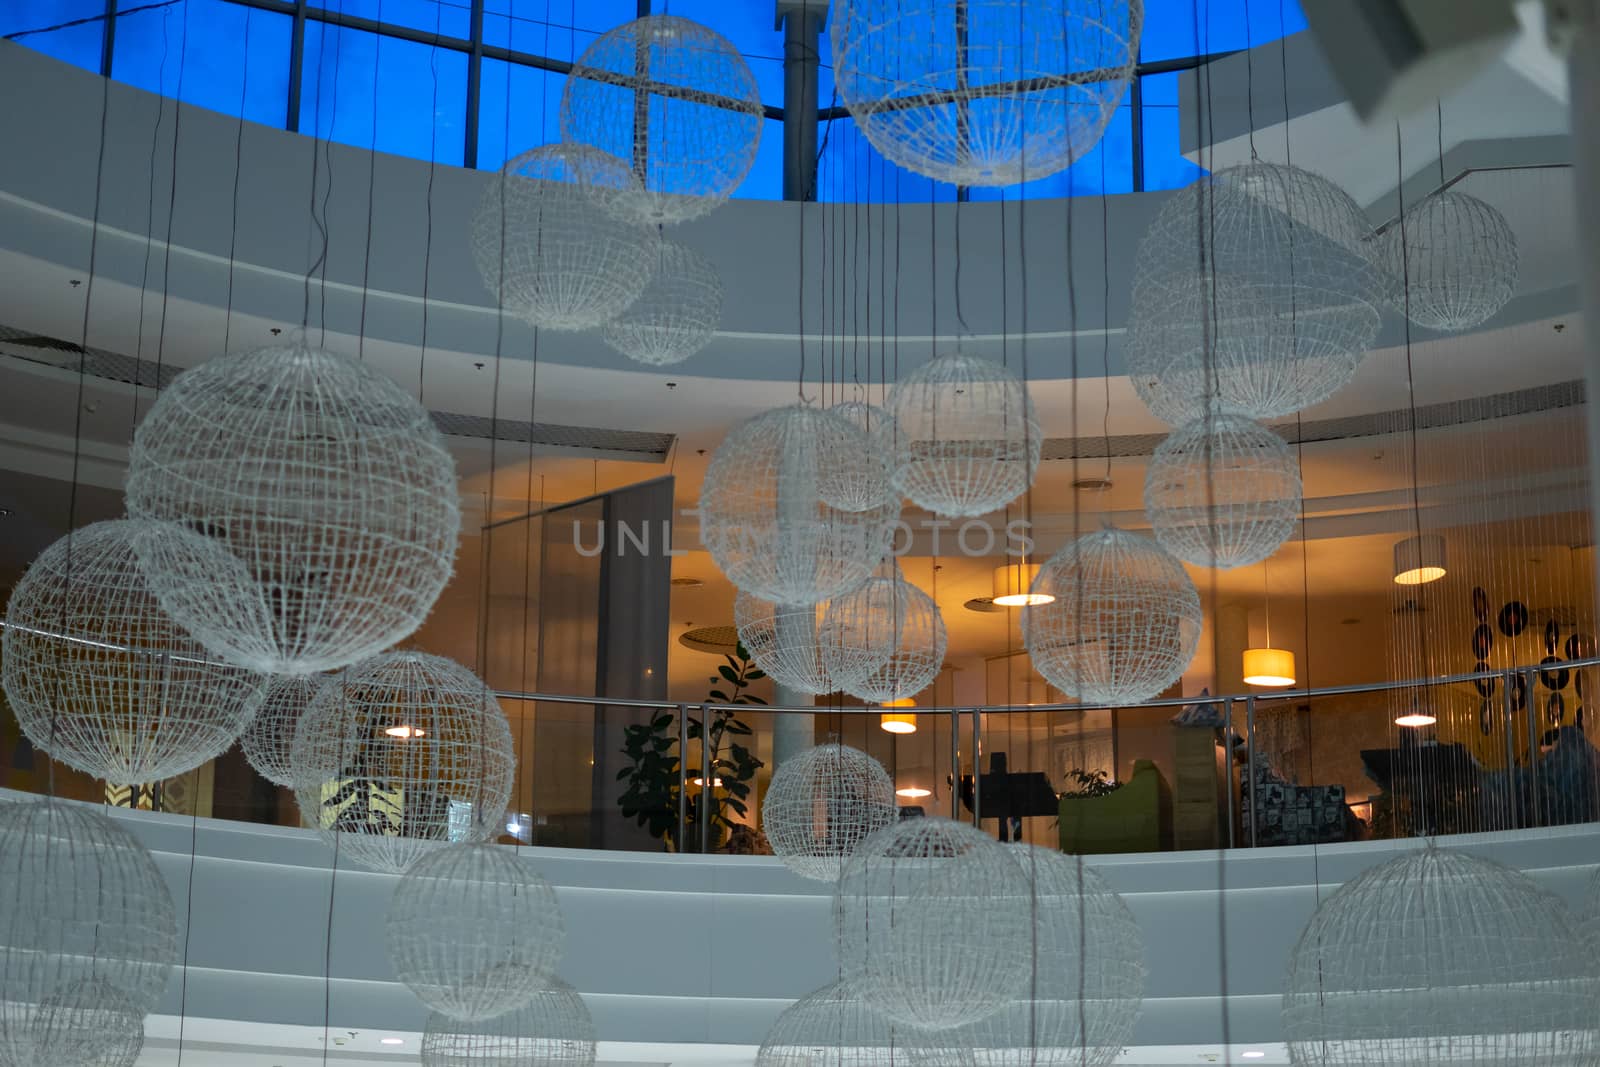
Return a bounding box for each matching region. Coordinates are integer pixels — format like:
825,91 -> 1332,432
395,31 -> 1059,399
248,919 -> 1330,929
420,979 -> 596,1067
756,979 -> 975,1067
561,15 -> 763,226
239,673 -> 329,789
835,817 -> 1032,1030
887,352 -> 1041,518
734,592 -> 834,696
761,743 -> 898,882
820,573 -> 947,704
386,843 -> 565,1022
952,846 -> 1146,1066
1143,411 -> 1302,570
1,520 -> 267,786
0,800 -> 177,1058
599,239 -> 723,366
471,144 -> 659,332
1023,528 -> 1201,705
290,652 -> 515,874
1377,190 -> 1519,333
830,0 -> 1142,186
700,406 -> 900,606
1127,162 -> 1383,425
124,342 -> 460,676
1283,846 -> 1600,1065
817,401 -> 898,513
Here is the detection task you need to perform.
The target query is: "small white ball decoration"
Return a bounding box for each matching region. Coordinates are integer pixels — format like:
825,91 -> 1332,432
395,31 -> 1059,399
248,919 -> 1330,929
290,652 -> 515,874
1283,846 -> 1600,1065
240,674 -> 329,788
471,143 -> 660,331
385,843 -> 565,1021
1023,528 -> 1202,706
952,846 -> 1146,1066
761,743 -> 897,882
820,573 -> 947,704
887,352 -> 1041,518
600,239 -> 723,366
757,979 -> 975,1067
1143,411 -> 1302,570
1128,162 -> 1383,424
700,406 -> 900,606
0,800 -> 178,1051
1,520 -> 267,786
1378,190 -> 1519,333
818,401 -> 898,513
561,15 -> 763,226
830,0 -> 1142,187
734,592 -> 834,696
125,342 -> 460,676
420,979 -> 596,1067
835,817 -> 1032,1031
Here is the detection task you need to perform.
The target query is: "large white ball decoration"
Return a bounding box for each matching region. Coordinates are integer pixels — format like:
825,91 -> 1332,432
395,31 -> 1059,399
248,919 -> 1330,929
3,977 -> 144,1067
1378,190 -> 1519,333
600,239 -> 722,366
887,352 -> 1041,518
420,979 -> 596,1067
471,143 -> 660,331
240,674 -> 328,788
830,0 -> 1142,187
385,843 -> 565,1021
1143,411 -> 1302,570
835,817 -> 1032,1030
820,574 -> 947,704
762,743 -> 897,882
0,800 -> 177,1054
1283,846 -> 1600,1065
818,401 -> 898,513
1023,529 -> 1201,706
561,15 -> 763,226
953,847 -> 1146,1066
1127,162 -> 1383,424
1,520 -> 267,786
290,652 -> 515,874
125,342 -> 460,676
735,592 -> 834,696
701,406 -> 899,606
756,980 -> 975,1067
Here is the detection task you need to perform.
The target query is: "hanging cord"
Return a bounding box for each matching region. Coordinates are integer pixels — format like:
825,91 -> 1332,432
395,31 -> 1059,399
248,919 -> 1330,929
301,1 -> 346,338
128,10 -> 172,433
1437,98 -> 1446,186
220,9 -> 255,356
354,2 -> 386,363
149,0 -> 191,398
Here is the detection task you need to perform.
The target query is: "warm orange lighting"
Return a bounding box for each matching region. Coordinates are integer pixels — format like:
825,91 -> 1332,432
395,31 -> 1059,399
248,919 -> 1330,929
1395,712 -> 1437,728
1394,534 -> 1446,585
691,776 -> 724,787
895,787 -> 932,799
992,563 -> 1053,607
1242,647 -> 1296,687
880,712 -> 917,734
881,698 -> 916,708
385,725 -> 426,739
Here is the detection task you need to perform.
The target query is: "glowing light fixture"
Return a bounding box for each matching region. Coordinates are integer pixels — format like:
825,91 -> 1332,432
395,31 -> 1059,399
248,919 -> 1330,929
992,562 -> 1053,606
1242,647 -> 1296,687
1241,1053 -> 1265,1061
691,776 -> 725,787
895,786 -> 932,799
381,1038 -> 405,1046
1395,711 -> 1437,728
1393,533 -> 1446,585
385,725 -> 426,739
879,705 -> 917,734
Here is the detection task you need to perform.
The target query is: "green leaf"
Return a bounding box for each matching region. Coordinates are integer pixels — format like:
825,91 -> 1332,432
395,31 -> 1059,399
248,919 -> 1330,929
718,664 -> 741,684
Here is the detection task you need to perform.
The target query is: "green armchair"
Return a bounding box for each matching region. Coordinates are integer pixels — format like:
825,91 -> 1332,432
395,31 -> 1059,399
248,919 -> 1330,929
1057,759 -> 1172,855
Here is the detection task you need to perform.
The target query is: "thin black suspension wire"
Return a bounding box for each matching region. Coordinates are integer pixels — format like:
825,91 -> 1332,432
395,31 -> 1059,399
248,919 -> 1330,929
355,1 -> 386,363
129,9 -> 172,433
150,0 -> 191,400
221,9 -> 256,356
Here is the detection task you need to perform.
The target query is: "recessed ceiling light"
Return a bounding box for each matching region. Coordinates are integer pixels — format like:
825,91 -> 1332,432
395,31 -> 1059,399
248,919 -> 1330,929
384,725 -> 425,739
895,787 -> 932,798
1241,1053 -> 1265,1060
380,1037 -> 405,1045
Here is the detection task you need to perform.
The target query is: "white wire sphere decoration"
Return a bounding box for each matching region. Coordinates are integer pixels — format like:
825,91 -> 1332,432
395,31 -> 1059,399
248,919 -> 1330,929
1376,190 -> 1520,333
289,651 -> 515,874
952,846 -> 1146,1067
470,143 -> 661,331
1127,161 -> 1383,424
1022,528 -> 1202,706
817,401 -> 898,513
239,673 -> 330,788
830,0 -> 1142,187
385,843 -> 565,1021
735,592 -> 835,696
1282,846 -> 1600,1065
700,406 -> 900,606
820,574 -> 948,704
1,977 -> 145,1067
756,979 -> 976,1067
420,979 -> 596,1067
0,519 -> 268,786
887,352 -> 1041,518
124,342 -> 461,676
599,239 -> 723,366
761,743 -> 898,882
561,15 -> 763,226
0,800 -> 177,1055
834,817 -> 1033,1030
1143,411 -> 1302,570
